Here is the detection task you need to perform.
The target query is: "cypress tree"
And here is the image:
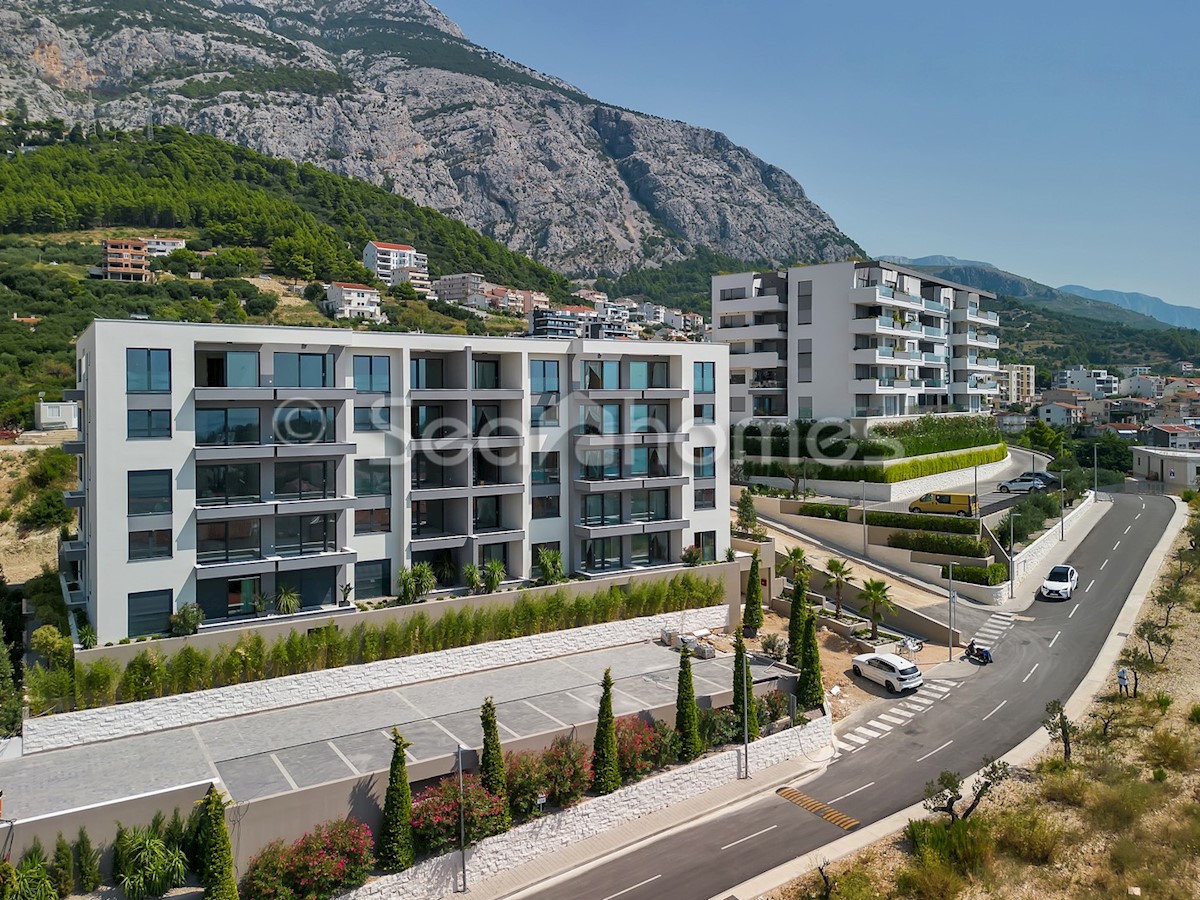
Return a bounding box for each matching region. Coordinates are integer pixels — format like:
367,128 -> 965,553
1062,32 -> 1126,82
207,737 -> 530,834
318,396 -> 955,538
197,786 -> 238,900
376,728 -> 415,872
0,620 -> 21,737
75,827 -> 101,893
795,608 -> 825,711
675,647 -> 703,762
732,629 -> 760,741
50,833 -> 74,899
786,565 -> 810,669
480,697 -> 508,808
743,550 -> 763,634
592,668 -> 621,794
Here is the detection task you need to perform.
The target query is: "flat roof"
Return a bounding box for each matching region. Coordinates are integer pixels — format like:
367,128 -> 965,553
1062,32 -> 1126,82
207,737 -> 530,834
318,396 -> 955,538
854,260 -> 998,300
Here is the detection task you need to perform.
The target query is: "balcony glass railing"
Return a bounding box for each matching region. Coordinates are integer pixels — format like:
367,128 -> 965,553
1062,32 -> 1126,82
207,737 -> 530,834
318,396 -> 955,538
923,326 -> 945,338
924,299 -> 949,313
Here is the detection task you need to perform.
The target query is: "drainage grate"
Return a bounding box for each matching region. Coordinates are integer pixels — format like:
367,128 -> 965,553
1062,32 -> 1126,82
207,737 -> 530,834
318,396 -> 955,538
776,786 -> 860,830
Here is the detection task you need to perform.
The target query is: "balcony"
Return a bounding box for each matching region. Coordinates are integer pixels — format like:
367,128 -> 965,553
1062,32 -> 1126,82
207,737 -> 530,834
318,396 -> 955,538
922,351 -> 948,365
748,379 -> 787,393
923,298 -> 949,315
854,377 -> 921,393
951,305 -> 1000,325
64,488 -> 85,508
952,378 -> 1001,394
954,355 -> 1000,371
951,330 -> 999,349
716,321 -> 788,342
728,349 -> 785,371
63,439 -> 85,456
59,536 -> 86,564
714,294 -> 786,314
852,285 -> 923,312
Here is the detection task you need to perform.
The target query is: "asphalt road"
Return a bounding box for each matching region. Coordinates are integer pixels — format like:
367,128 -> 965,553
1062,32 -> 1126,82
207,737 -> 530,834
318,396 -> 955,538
526,492 -> 1174,900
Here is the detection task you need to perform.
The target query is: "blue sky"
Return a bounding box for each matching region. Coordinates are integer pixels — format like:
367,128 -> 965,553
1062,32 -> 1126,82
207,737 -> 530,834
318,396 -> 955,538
435,0 -> 1198,307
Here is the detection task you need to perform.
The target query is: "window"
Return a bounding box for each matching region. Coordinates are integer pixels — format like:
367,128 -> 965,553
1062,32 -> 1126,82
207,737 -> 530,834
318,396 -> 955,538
581,404 -> 620,434
631,447 -> 668,478
694,447 -> 716,478
473,452 -> 505,486
412,500 -> 445,536
694,362 -> 715,394
630,489 -> 668,522
530,360 -> 560,394
355,560 -> 391,600
531,452 -> 560,484
581,493 -> 620,526
196,408 -> 260,446
128,409 -> 170,439
197,463 -> 260,505
530,541 -> 560,579
354,459 -> 391,497
582,537 -> 621,571
582,360 -> 619,390
197,350 -> 258,388
353,355 -> 390,393
411,452 -> 450,489
629,360 -> 668,389
532,495 -> 560,519
581,449 -> 621,481
128,470 -> 171,516
473,404 -> 500,437
274,406 -> 334,443
355,508 -> 392,534
274,352 -> 334,389
197,519 -> 261,562
411,405 -> 445,438
632,533 -> 668,566
275,514 -> 335,556
354,405 -> 391,432
695,530 -> 717,562
474,496 -> 500,531
410,357 -> 443,389
630,403 -> 668,433
128,589 -> 172,638
693,403 -> 715,424
531,403 -> 558,427
127,349 -> 171,393
473,359 -> 500,389
129,529 -> 172,560
694,488 -> 716,509
273,460 -> 334,501
478,543 -> 508,570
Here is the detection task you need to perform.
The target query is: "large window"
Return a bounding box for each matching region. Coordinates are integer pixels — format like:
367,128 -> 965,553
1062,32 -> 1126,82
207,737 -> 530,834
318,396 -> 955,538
693,447 -> 716,478
473,404 -> 500,437
693,403 -> 715,424
275,461 -> 335,501
411,452 -> 450,489
630,489 -> 668,522
582,537 -> 621,571
411,405 -> 445,439
129,529 -> 172,561
197,519 -> 261,563
632,533 -> 668,566
479,543 -> 507,569
354,459 -> 391,497
695,531 -> 717,562
276,514 -> 335,556
581,404 -> 620,434
355,508 -> 391,534
274,352 -> 335,389
412,500 -> 445,536
355,560 -> 391,600
581,493 -> 620,527
694,362 -> 716,394
630,403 -> 668,433
197,463 -> 260,506
694,488 -> 716,509
274,406 -> 334,443
631,447 -> 668,478
473,452 -> 507,486
197,350 -> 258,388
532,495 -> 560,519
128,470 -> 171,516
410,357 -> 443,389
531,403 -> 559,427
127,349 -> 171,393
128,409 -> 171,439
196,408 -> 260,446
583,360 -> 619,390
531,452 -> 559,485
580,449 -> 621,481
474,496 -> 500,531
128,589 -> 172,638
473,359 -> 500,389
354,405 -> 391,432
530,360 -> 560,394
353,355 -> 390,393
629,360 -> 668,389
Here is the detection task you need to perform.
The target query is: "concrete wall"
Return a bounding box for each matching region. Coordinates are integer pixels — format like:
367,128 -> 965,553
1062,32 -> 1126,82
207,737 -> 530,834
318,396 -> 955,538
1011,491 -> 1096,586
775,583 -> 962,648
23,605 -> 732,754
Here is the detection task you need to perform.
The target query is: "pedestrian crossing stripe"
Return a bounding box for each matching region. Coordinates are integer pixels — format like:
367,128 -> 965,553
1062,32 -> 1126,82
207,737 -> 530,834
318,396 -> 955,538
776,787 -> 859,830
843,733 -> 868,745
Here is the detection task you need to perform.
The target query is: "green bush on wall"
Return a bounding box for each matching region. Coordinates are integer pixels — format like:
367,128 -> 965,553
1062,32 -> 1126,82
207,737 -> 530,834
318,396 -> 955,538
942,563 -> 1009,586
864,511 -> 980,534
792,502 -> 850,521
887,532 -> 990,558
742,444 -> 1007,484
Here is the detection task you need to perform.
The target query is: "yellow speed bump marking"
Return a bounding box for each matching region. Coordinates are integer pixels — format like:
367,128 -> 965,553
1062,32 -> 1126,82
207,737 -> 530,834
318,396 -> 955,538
775,786 -> 860,830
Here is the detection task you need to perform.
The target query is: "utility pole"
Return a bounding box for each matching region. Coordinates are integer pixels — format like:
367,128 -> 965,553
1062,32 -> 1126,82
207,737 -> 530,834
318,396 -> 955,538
1094,444 -> 1098,495
947,561 -> 956,661
741,654 -> 751,779
974,465 -> 979,516
456,745 -> 468,893
1060,483 -> 1066,540
861,480 -> 868,557
1009,511 -> 1015,600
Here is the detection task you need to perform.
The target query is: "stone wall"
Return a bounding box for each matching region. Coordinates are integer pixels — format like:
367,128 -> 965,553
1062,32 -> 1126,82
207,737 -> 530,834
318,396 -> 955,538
340,716 -> 832,900
1012,490 -> 1096,586
23,606 -> 731,754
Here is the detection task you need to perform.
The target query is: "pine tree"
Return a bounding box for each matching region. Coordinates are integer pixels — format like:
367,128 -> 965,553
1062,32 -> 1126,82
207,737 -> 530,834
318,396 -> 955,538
50,833 -> 74,899
732,629 -> 760,741
75,827 -> 101,893
795,608 -> 825,712
377,728 -> 415,872
675,647 -> 703,762
197,786 -> 238,900
479,697 -> 508,809
591,668 -> 621,794
0,620 -> 22,737
785,564 -> 810,669
743,550 -> 763,633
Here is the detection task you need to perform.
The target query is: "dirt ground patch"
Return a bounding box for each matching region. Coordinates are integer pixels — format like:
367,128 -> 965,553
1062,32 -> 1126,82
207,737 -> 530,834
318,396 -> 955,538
0,450 -> 67,582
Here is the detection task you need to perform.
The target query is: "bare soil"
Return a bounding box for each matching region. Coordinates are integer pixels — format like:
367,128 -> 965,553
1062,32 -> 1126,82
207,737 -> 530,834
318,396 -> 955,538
0,450 -> 60,582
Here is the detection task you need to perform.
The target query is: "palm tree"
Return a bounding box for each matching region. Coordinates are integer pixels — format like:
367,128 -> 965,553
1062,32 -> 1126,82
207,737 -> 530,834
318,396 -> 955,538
783,546 -> 808,585
482,558 -> 507,594
411,562 -> 437,603
462,563 -> 481,594
396,567 -> 416,605
824,558 -> 855,619
859,578 -> 897,641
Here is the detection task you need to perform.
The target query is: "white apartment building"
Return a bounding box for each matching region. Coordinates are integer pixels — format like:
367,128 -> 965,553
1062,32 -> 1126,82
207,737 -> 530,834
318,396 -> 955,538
1119,374 -> 1165,399
1129,366 -> 1152,377
1053,365 -> 1119,399
432,273 -> 486,304
1038,401 -> 1085,428
141,236 -> 188,257
711,261 -> 1000,424
321,283 -> 385,322
999,364 -> 1036,405
362,241 -> 430,294
63,322 -> 730,643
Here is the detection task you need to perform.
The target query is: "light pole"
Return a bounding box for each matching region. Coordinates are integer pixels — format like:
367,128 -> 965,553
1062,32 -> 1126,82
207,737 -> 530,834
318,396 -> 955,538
974,465 -> 979,517
947,561 -> 956,661
1094,444 -> 1098,495
741,651 -> 751,779
1008,511 -> 1015,600
861,480 -> 868,556
456,744 -> 469,893
1060,482 -> 1065,540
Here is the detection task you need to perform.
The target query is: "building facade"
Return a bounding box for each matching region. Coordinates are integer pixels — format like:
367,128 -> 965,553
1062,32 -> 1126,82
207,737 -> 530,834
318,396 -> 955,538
999,364 -> 1036,405
1038,401 -> 1085,428
100,239 -> 151,282
321,283 -> 385,322
1053,366 -> 1119,399
711,261 -> 999,424
362,241 -> 430,294
431,273 -> 486,304
64,322 -> 731,643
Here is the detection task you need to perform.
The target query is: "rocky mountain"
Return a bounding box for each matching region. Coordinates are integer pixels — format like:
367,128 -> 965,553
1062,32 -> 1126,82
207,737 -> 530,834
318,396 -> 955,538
0,0 -> 861,276
1059,284 -> 1200,331
878,254 -> 996,269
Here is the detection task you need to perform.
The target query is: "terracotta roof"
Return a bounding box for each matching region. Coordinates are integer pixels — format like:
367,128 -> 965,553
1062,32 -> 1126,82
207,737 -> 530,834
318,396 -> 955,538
370,241 -> 415,251
1151,424 -> 1200,433
331,282 -> 377,291
1046,402 -> 1083,410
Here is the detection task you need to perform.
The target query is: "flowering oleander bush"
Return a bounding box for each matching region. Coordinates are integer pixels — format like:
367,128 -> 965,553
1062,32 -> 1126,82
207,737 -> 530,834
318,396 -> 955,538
505,750 -> 549,822
410,774 -> 510,857
239,841 -> 294,900
239,819 -> 372,900
541,735 -> 592,808
615,716 -> 660,784
759,689 -> 791,724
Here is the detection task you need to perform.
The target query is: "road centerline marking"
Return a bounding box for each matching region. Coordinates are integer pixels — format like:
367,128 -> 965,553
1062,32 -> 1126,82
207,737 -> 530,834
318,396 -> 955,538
1136,512 -> 1142,520
1113,540 -> 1121,551
1084,580 -> 1094,593
830,782 -> 875,804
1049,631 -> 1061,648
1023,663 -> 1039,684
602,874 -> 661,900
1100,559 -> 1109,570
1124,525 -> 1131,534
720,824 -> 777,851
917,740 -> 953,762
1069,603 -> 1080,618
982,700 -> 1007,721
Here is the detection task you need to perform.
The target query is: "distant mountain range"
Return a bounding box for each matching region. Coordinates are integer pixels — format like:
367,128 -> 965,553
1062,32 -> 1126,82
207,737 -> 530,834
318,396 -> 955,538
1058,284 -> 1200,331
878,254 -> 996,269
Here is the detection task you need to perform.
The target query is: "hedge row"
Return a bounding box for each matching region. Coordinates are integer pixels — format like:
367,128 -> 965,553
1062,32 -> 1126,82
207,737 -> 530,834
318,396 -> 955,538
942,563 -> 1009,586
28,574 -> 726,714
792,502 -> 849,521
734,415 -> 1001,460
742,444 -> 1007,484
865,510 -> 980,535
887,531 -> 990,558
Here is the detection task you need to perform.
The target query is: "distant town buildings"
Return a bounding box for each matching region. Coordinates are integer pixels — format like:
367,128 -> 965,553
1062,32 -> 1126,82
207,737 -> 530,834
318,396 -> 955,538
99,239 -> 152,283
1053,365 -> 1119,399
999,364 -> 1036,405
1038,401 -> 1085,428
141,235 -> 187,257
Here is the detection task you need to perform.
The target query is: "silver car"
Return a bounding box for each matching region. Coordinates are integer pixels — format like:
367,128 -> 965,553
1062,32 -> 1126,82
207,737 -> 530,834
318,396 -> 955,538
998,476 -> 1047,493
852,652 -> 924,693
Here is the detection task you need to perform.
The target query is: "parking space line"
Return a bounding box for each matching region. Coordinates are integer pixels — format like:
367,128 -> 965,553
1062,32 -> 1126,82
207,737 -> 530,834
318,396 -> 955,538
523,699 -> 569,728
190,727 -> 221,780
693,673 -> 729,691
392,691 -> 427,718
497,721 -> 521,740
564,690 -> 593,709
430,718 -> 468,747
269,753 -> 300,791
327,741 -> 361,776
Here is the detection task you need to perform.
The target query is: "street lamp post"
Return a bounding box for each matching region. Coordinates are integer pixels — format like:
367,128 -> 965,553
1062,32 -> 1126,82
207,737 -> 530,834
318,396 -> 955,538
1094,444 -> 1099,495
861,480 -> 868,557
1008,511 -> 1015,600
456,744 -> 469,893
974,465 -> 979,517
741,651 -> 751,779
947,561 -> 956,662
1060,483 -> 1066,540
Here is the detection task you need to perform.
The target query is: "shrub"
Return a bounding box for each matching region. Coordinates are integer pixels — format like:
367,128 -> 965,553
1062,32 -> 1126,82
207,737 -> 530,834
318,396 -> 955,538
866,510 -> 980,534
377,730 -> 414,872
614,716 -> 660,784
759,632 -> 787,661
894,845 -> 966,899
13,850 -> 56,900
940,563 -> 1008,586
168,602 -> 205,637
541,736 -> 592,808
1085,780 -> 1161,831
759,689 -> 790,724
75,827 -> 101,893
1142,728 -> 1197,772
993,807 -> 1063,864
905,816 -> 993,877
194,787 -> 238,900
118,649 -> 167,702
1150,690 -> 1174,714
698,707 -> 739,749
675,647 -> 703,763
505,750 -> 548,821
887,532 -> 989,557
1188,703 -> 1200,726
410,774 -> 509,856
287,819 -> 373,900
1040,771 -> 1089,806
238,841 -> 293,900
49,834 -> 73,899
792,502 -> 849,521
16,489 -> 73,531
113,825 -> 187,900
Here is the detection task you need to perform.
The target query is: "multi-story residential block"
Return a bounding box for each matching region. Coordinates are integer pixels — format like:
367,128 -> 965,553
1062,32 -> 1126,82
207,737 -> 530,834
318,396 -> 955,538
999,364 -> 1036,405
1119,374 -> 1165,398
1054,365 -> 1119,398
1128,366 -> 1152,377
529,308 -> 580,339
640,302 -> 667,327
100,239 -> 151,283
320,283 -> 385,322
363,241 -> 430,294
1144,424 -> 1200,450
1038,401 -> 1085,428
141,235 -> 188,257
573,289 -> 609,305
711,261 -> 999,423
63,321 -> 730,643
1174,361 -> 1195,374
1161,377 -> 1200,398
432,273 -> 486,304
1041,388 -> 1092,407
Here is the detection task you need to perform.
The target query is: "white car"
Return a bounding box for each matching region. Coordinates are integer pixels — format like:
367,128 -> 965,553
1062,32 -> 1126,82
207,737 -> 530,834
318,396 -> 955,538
1042,564 -> 1079,600
851,652 -> 924,693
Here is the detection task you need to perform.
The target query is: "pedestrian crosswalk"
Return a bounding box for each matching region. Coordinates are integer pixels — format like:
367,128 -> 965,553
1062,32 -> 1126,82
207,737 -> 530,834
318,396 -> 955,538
970,610 -> 1016,648
833,678 -> 958,755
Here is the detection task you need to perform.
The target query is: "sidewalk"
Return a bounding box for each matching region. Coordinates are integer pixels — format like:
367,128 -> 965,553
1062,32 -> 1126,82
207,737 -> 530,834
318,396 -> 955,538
468,744 -> 836,900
